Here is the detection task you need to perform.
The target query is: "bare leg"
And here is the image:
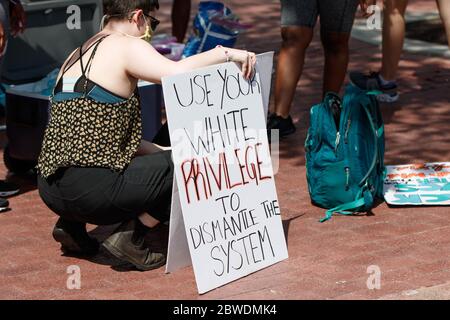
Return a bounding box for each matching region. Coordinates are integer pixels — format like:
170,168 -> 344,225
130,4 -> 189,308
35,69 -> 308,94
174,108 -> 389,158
437,0 -> 450,48
172,0 -> 191,43
139,213 -> 160,228
380,0 -> 409,81
274,26 -> 313,118
321,31 -> 352,96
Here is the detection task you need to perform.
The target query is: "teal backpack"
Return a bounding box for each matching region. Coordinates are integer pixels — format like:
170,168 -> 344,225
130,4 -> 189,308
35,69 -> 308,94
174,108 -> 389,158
305,85 -> 385,222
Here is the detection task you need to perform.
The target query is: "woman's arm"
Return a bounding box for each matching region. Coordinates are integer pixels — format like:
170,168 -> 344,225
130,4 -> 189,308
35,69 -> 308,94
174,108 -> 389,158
123,37 -> 256,84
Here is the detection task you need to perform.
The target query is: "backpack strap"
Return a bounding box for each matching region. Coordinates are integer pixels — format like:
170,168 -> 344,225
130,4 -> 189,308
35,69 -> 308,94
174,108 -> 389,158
321,197 -> 366,223
357,99 -> 379,186
367,90 -> 382,96
320,183 -> 374,222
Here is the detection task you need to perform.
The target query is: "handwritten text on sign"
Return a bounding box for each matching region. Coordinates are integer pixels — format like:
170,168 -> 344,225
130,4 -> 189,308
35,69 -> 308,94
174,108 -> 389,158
163,62 -> 288,294
383,162 -> 450,205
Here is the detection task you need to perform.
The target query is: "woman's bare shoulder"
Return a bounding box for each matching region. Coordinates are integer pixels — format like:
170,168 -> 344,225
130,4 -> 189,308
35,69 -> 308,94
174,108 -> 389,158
107,33 -> 155,49
99,33 -> 146,56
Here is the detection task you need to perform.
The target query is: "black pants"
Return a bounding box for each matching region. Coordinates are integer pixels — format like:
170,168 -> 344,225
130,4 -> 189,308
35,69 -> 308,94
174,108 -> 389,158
38,124 -> 174,226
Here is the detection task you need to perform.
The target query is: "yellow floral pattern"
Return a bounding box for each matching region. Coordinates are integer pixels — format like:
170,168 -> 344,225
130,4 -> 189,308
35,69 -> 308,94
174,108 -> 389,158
37,94 -> 142,178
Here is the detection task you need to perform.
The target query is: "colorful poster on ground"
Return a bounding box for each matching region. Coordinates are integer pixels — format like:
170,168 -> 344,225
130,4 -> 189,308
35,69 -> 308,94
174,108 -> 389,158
383,162 -> 450,205
162,58 -> 288,294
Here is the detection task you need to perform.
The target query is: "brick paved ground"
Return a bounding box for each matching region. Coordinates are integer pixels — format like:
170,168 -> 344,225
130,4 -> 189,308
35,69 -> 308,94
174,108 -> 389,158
0,0 -> 449,300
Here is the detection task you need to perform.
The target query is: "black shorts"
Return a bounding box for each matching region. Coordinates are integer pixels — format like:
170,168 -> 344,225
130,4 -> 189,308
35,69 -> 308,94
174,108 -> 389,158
280,0 -> 359,33
38,125 -> 174,226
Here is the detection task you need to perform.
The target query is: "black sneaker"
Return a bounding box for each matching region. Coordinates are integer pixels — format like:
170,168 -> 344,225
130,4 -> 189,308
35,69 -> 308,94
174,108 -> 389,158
52,218 -> 100,256
349,71 -> 399,103
0,180 -> 20,197
267,114 -> 296,140
0,197 -> 9,212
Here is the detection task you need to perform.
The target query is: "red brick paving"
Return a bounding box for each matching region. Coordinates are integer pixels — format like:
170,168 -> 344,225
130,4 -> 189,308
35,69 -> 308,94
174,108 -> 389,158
0,0 -> 449,300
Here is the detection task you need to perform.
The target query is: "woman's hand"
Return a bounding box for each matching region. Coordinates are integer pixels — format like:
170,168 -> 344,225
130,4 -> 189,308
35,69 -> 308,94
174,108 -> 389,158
10,1 -> 26,37
228,48 -> 257,80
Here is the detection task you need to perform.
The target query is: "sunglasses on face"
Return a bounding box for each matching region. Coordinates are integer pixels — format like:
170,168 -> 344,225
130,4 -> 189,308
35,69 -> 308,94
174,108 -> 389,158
128,11 -> 160,31
142,13 -> 160,31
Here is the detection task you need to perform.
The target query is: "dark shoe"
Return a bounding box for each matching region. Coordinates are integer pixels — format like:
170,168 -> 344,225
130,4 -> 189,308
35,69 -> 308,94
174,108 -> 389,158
0,180 -> 20,197
267,114 -> 296,141
349,71 -> 397,90
349,71 -> 399,103
102,219 -> 166,271
376,91 -> 400,103
52,218 -> 99,256
0,197 -> 9,212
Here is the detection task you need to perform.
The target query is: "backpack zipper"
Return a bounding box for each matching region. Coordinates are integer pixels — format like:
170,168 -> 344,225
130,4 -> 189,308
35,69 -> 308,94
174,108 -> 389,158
345,167 -> 350,190
344,119 -> 351,144
335,132 -> 341,154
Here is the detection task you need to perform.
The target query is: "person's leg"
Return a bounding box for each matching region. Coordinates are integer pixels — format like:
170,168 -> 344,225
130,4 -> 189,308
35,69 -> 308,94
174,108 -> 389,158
268,0 -> 317,140
37,173 -> 100,256
274,26 -> 313,118
101,151 -> 174,270
319,0 -> 359,96
172,0 -> 191,43
320,32 -> 352,95
436,0 -> 450,47
380,0 -> 409,81
0,0 -> 10,69
348,0 -> 407,102
136,124 -> 171,220
273,0 -> 317,118
0,1 -> 19,199
138,212 -> 160,228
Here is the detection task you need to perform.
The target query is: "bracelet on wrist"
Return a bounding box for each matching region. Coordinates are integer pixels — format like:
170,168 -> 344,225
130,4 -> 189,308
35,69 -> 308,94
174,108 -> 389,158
216,45 -> 230,63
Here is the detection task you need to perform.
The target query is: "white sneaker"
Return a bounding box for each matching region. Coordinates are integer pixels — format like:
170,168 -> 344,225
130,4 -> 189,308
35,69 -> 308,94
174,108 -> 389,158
376,92 -> 400,103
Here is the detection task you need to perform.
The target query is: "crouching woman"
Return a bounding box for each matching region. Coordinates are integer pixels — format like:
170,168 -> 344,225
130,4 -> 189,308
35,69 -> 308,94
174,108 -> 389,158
36,0 -> 256,271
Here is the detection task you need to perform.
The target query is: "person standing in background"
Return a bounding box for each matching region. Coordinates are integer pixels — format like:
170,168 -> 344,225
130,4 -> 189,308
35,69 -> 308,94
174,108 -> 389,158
268,0 -> 375,139
350,0 -> 450,103
172,0 -> 191,43
0,0 -> 25,67
0,0 -> 26,208
437,0 -> 450,47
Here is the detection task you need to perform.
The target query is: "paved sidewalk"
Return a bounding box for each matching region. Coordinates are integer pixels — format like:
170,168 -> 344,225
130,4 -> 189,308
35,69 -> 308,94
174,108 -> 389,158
0,0 -> 449,300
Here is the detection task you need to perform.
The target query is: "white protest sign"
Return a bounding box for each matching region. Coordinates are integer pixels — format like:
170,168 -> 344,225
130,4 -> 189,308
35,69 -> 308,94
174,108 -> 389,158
162,60 -> 288,294
255,52 -> 274,117
165,53 -> 276,275
166,176 -> 192,273
383,162 -> 450,205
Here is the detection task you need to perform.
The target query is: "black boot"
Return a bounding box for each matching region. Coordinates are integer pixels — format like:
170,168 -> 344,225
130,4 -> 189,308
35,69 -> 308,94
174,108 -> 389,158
52,218 -> 100,256
102,219 -> 166,271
